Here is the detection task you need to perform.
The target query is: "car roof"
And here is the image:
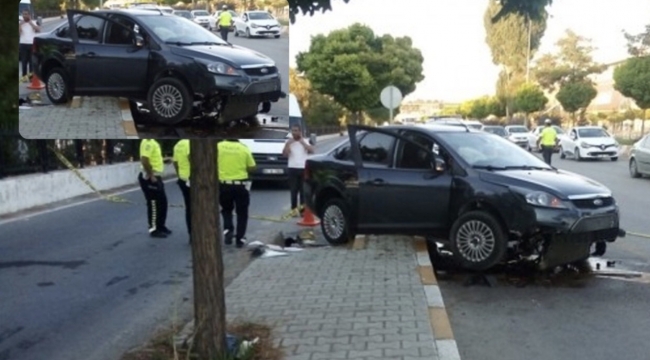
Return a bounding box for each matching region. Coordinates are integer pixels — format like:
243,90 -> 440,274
483,125 -> 504,128
97,9 -> 173,16
574,126 -> 603,129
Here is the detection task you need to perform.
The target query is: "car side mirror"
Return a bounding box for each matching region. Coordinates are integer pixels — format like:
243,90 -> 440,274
431,156 -> 446,172
135,34 -> 144,47
310,133 -> 317,145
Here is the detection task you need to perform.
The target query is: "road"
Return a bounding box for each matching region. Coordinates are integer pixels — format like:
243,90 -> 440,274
438,154 -> 650,360
19,18 -> 289,139
0,136 -> 343,360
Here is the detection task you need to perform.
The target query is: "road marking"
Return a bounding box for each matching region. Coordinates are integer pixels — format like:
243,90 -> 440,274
412,236 -> 461,360
119,98 -> 139,139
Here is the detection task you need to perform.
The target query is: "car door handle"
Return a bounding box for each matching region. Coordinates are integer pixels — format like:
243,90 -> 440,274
369,178 -> 384,186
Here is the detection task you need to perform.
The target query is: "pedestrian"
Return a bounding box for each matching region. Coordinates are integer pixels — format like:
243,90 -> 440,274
217,5 -> 234,42
138,139 -> 171,238
282,124 -> 314,216
218,139 -> 256,248
537,119 -> 558,166
173,139 -> 191,243
19,10 -> 40,80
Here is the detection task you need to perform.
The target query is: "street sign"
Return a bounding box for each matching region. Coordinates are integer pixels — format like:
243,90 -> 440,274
380,85 -> 403,123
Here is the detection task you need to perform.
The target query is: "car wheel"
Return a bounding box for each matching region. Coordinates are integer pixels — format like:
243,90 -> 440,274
610,156 -> 618,161
574,147 -> 582,161
234,29 -> 239,37
320,198 -> 352,245
147,77 -> 192,125
560,148 -> 566,159
274,34 -> 280,38
45,67 -> 71,104
449,210 -> 507,271
630,158 -> 641,178
246,28 -> 251,38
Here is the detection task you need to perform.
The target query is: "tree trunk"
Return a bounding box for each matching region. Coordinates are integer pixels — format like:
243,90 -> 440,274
190,139 -> 227,359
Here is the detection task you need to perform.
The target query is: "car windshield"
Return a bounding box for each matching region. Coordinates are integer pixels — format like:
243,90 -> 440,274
483,127 -> 507,136
174,11 -> 192,19
443,132 -> 551,169
193,10 -> 210,16
508,127 -> 528,133
578,128 -> 608,138
249,12 -> 273,20
139,15 -> 227,44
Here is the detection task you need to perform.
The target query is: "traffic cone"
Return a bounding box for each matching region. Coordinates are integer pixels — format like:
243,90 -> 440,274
298,206 -> 320,227
27,74 -> 45,90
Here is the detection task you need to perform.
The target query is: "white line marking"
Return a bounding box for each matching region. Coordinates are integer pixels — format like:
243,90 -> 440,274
417,252 -> 432,266
436,339 -> 462,360
423,285 -> 445,308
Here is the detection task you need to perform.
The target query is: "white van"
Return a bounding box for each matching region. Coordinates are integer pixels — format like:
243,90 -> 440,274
240,93 -> 315,182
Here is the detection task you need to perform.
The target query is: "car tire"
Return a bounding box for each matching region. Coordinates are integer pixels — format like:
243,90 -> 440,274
146,77 -> 192,125
574,147 -> 582,161
246,28 -> 252,38
560,147 -> 566,159
630,158 -> 641,178
44,67 -> 71,104
449,210 -> 507,271
610,156 -> 618,161
274,34 -> 280,38
234,29 -> 239,37
320,198 -> 352,246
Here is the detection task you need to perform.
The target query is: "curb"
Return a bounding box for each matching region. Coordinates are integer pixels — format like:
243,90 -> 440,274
118,98 -> 140,139
413,236 -> 461,360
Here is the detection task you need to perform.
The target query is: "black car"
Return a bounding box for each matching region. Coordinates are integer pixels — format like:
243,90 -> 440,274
304,124 -> 625,271
33,9 -> 284,125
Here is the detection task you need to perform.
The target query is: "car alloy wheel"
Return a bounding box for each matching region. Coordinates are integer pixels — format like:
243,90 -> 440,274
574,147 -> 582,161
455,220 -> 496,263
152,84 -> 183,118
320,198 -> 351,245
630,158 -> 641,178
47,73 -> 65,101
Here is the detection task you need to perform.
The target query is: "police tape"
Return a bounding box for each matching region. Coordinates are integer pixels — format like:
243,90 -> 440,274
48,146 -> 306,223
628,231 -> 650,240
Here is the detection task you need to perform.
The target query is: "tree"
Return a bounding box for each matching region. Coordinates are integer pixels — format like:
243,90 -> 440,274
534,30 -> 606,92
459,96 -> 504,119
513,83 -> 548,122
296,23 -> 424,123
289,67 -> 345,126
484,0 -> 548,117
189,139 -> 227,359
623,24 -> 650,57
555,80 -> 597,125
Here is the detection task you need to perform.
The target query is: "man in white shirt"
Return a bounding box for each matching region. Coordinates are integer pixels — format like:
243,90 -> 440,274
282,124 -> 314,215
19,10 -> 40,79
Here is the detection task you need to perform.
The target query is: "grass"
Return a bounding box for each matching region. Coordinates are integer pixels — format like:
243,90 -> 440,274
122,320 -> 284,360
615,137 -> 641,146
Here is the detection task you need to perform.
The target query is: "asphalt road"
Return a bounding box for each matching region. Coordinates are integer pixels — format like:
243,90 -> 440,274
439,154 -> 650,360
0,136 -> 343,360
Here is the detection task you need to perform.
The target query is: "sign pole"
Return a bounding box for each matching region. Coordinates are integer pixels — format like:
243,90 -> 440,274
389,89 -> 394,124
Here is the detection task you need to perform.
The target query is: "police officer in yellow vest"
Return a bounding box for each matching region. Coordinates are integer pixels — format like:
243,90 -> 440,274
217,5 -> 234,41
139,139 -> 171,238
218,139 -> 256,248
173,139 -> 191,243
537,119 -> 559,166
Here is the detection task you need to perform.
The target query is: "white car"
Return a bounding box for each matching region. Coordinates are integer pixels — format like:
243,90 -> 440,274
210,10 -> 239,31
526,125 -> 569,153
559,126 -> 620,161
235,10 -> 282,38
190,10 -> 211,29
504,125 -> 530,148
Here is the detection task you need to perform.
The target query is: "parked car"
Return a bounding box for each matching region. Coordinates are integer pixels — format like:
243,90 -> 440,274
190,9 -> 211,28
481,125 -> 507,137
33,9 -> 284,125
559,126 -> 620,161
235,10 -> 282,38
504,125 -> 529,148
172,10 -> 192,20
210,9 -> 239,31
526,125 -> 569,153
629,134 -> 650,178
303,124 -> 625,271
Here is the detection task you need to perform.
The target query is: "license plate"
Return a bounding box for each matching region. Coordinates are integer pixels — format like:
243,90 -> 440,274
262,169 -> 283,174
575,214 -> 617,232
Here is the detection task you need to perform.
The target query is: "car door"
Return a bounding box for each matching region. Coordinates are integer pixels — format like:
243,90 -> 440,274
563,128 -> 578,155
638,136 -> 650,174
349,126 -> 451,233
67,10 -> 107,93
238,13 -> 248,32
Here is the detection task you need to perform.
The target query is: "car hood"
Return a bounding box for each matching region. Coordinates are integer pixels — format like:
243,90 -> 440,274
170,44 -> 273,68
509,133 -> 528,139
249,19 -> 279,26
193,16 -> 211,20
479,169 -> 611,199
579,137 -> 617,146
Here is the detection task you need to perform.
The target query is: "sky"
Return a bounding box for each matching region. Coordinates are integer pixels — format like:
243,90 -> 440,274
289,0 -> 650,103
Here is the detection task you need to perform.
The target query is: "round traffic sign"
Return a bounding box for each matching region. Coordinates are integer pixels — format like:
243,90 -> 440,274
380,85 -> 403,109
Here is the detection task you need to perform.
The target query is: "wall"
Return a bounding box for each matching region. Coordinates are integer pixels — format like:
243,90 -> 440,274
0,162 -> 175,216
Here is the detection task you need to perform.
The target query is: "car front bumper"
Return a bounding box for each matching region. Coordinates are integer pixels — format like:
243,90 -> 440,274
249,26 -> 281,36
210,73 -> 283,103
249,164 -> 288,181
579,146 -> 620,158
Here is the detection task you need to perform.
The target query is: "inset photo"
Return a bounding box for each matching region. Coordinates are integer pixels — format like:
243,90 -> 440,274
18,5 -> 289,139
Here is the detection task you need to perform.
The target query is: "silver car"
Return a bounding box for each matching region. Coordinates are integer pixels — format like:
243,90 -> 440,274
629,134 -> 650,178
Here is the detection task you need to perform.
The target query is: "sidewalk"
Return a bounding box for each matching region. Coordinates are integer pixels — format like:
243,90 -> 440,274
222,234 -> 454,360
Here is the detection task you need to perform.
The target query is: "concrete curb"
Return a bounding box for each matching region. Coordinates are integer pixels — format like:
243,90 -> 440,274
118,98 -> 139,139
413,236 -> 462,360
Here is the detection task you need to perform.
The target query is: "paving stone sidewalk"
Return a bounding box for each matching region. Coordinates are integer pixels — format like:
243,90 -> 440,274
224,235 -> 440,360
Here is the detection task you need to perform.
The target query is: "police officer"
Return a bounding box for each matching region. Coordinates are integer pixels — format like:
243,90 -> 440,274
217,5 -> 233,41
218,139 -> 256,248
173,139 -> 191,243
537,119 -> 559,165
139,139 -> 171,238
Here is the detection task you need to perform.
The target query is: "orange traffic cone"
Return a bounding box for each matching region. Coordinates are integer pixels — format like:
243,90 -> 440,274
27,74 -> 45,90
298,206 -> 320,227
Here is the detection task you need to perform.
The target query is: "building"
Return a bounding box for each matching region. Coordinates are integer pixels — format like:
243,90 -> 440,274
587,59 -> 639,114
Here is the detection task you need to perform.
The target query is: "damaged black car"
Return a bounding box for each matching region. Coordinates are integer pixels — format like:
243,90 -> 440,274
304,124 -> 626,271
32,9 -> 284,125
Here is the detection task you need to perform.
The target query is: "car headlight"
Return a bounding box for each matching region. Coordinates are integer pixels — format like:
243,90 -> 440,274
511,187 -> 568,209
580,142 -> 590,148
251,23 -> 259,28
201,61 -> 242,76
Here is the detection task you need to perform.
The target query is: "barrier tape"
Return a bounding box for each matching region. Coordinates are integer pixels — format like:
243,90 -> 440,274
628,231 -> 650,240
48,146 -> 305,223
